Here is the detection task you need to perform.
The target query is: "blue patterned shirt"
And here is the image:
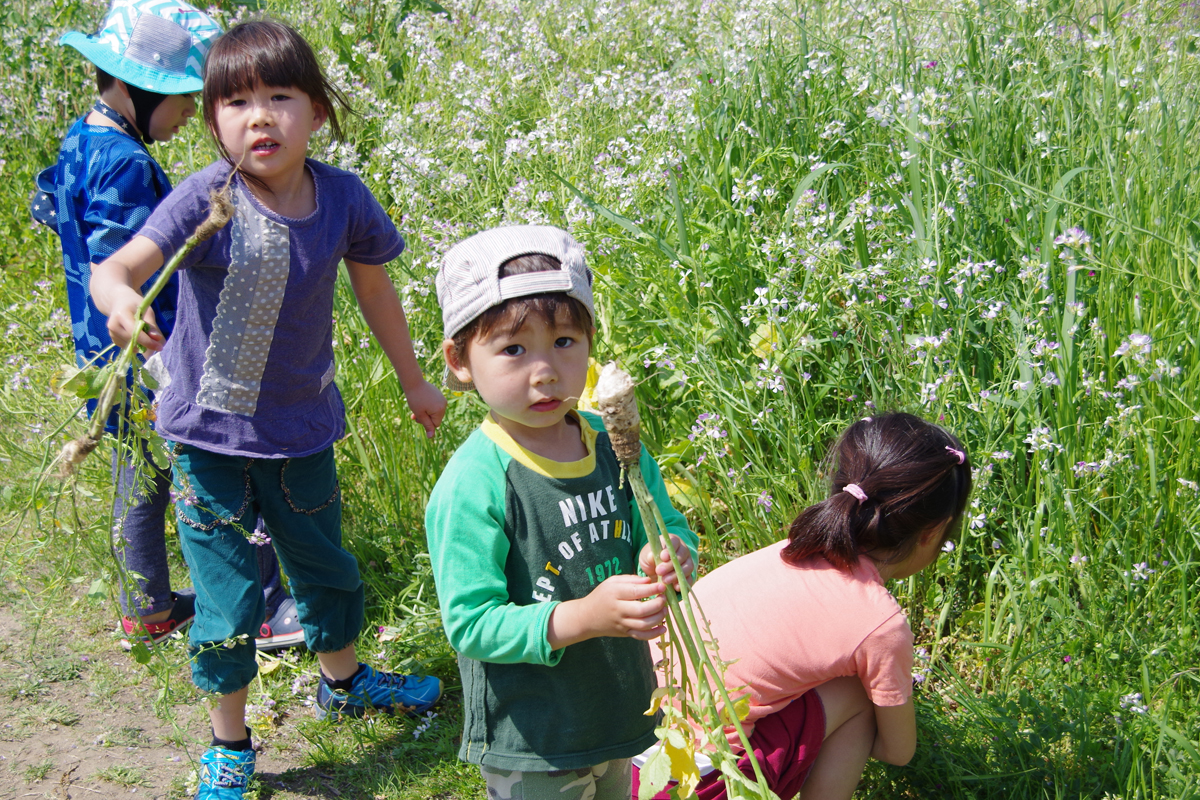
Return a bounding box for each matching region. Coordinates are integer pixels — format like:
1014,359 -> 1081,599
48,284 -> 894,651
40,116 -> 178,430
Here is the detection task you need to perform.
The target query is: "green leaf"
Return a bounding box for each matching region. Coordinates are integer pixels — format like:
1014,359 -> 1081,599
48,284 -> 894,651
53,363 -> 114,400
413,0 -> 451,18
785,162 -> 849,225
638,744 -> 672,800
139,364 -> 159,392
86,578 -> 107,603
130,642 -> 152,665
552,172 -> 680,263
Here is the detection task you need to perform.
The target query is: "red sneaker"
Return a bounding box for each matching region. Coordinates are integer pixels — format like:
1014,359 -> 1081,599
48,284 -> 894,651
119,590 -> 195,648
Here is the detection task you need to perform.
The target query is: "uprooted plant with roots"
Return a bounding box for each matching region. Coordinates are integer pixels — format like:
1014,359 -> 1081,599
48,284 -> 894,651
54,187 -> 234,479
597,361 -> 778,800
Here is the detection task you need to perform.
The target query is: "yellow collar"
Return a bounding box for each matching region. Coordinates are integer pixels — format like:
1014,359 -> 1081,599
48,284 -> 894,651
480,411 -> 599,479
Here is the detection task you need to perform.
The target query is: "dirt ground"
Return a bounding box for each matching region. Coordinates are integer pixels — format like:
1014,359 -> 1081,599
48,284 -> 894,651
0,600 -> 351,800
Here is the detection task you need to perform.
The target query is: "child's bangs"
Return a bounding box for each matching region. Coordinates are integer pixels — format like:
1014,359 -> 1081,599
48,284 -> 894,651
207,45 -> 301,100
204,25 -> 318,102
480,295 -> 593,342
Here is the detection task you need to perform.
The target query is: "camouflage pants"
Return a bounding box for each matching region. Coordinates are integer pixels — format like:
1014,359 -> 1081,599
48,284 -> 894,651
482,758 -> 632,800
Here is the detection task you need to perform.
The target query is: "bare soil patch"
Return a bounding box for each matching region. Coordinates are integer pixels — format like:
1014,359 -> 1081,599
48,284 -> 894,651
0,601 -> 343,800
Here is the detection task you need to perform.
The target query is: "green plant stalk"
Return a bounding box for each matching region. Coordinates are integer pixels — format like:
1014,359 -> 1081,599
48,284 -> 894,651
628,461 -> 772,796
641,479 -> 764,782
71,187 -> 233,465
85,236 -> 204,444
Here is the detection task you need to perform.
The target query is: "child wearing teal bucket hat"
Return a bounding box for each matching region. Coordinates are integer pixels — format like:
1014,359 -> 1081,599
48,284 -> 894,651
34,0 -> 304,659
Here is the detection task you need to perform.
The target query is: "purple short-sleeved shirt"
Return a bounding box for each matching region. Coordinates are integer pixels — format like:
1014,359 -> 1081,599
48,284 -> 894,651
138,159 -> 404,458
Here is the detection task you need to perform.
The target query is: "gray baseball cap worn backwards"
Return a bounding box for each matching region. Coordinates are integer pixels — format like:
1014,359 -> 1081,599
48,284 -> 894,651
436,225 -> 595,391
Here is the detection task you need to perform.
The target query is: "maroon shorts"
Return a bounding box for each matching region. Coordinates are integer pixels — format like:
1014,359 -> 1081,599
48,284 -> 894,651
631,690 -> 825,800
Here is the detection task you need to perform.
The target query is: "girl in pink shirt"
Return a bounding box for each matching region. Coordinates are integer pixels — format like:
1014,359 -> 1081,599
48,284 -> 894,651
633,412 -> 972,800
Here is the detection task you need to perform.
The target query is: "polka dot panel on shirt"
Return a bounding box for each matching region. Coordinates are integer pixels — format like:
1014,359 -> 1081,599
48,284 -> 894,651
196,188 -> 291,417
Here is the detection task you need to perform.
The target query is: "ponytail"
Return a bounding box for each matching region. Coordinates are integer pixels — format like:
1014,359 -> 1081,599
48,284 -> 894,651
783,412 -> 972,570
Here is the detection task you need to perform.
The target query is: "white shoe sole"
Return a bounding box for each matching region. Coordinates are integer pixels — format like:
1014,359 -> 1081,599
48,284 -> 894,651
255,629 -> 306,651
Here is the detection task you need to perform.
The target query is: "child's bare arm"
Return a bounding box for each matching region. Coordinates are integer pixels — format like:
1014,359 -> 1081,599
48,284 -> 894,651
345,259 -> 446,437
90,235 -> 167,351
545,575 -> 667,649
871,698 -> 917,765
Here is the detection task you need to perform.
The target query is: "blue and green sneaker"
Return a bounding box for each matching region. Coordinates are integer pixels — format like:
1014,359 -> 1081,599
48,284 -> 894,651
196,745 -> 255,799
315,664 -> 442,720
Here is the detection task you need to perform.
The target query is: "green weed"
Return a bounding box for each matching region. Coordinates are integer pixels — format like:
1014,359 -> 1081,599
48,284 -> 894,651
94,764 -> 152,787
20,759 -> 54,782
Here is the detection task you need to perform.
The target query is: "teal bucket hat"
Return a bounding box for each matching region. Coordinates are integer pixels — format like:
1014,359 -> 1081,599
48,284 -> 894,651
60,0 -> 223,95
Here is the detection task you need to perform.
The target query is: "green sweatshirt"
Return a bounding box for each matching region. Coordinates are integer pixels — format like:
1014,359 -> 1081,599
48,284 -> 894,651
425,410 -> 697,772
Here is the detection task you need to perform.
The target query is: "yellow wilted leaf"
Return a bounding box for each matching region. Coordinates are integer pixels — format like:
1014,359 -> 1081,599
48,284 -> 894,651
750,322 -> 780,358
662,475 -> 711,511
732,693 -> 751,722
255,654 -> 283,675
719,692 -> 752,726
644,686 -> 669,716
577,358 -> 600,411
675,766 -> 701,799
664,736 -> 700,793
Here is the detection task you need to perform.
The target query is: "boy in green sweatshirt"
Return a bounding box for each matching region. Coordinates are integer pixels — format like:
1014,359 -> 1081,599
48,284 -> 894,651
425,225 -> 698,800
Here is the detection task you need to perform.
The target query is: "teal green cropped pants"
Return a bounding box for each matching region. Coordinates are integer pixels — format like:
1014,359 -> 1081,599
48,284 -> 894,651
171,444 -> 364,694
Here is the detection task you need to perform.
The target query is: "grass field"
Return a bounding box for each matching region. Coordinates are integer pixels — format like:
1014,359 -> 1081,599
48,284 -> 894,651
2,0 -> 1200,797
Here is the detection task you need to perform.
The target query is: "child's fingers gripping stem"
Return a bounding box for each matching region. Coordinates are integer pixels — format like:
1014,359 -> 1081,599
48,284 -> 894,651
108,301 -> 164,351
639,534 -> 694,591
546,574 -> 667,649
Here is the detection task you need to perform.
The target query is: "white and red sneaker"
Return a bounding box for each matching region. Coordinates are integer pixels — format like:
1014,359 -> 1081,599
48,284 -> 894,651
256,597 -> 305,651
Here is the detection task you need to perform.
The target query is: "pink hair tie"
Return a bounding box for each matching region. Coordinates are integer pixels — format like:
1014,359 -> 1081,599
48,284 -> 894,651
946,446 -> 965,464
842,484 -> 868,504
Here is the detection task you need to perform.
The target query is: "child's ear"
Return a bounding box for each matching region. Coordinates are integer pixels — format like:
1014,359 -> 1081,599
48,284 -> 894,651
442,339 -> 472,384
311,102 -> 328,132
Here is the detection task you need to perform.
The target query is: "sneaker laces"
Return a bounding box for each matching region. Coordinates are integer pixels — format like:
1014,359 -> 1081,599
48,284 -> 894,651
368,670 -> 417,691
202,757 -> 250,789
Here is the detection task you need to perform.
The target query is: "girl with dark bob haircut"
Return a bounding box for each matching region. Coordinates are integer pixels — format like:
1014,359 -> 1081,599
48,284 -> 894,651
91,18 -> 447,800
202,19 -> 353,173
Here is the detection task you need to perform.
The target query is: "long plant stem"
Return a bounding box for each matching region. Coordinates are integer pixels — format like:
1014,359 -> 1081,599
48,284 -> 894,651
81,186 -> 234,454
627,462 -> 771,794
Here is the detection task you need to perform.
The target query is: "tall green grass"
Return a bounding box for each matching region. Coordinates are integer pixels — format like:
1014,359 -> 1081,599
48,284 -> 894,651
2,0 -> 1199,796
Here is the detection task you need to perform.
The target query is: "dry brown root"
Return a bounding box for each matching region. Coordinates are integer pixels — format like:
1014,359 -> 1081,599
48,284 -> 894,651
56,435 -> 102,478
596,361 -> 641,468
195,187 -> 234,242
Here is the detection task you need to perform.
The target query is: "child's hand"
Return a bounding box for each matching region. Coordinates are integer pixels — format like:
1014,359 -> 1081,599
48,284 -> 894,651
404,378 -> 447,438
639,535 -> 695,591
546,574 -> 667,649
107,300 -> 164,352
